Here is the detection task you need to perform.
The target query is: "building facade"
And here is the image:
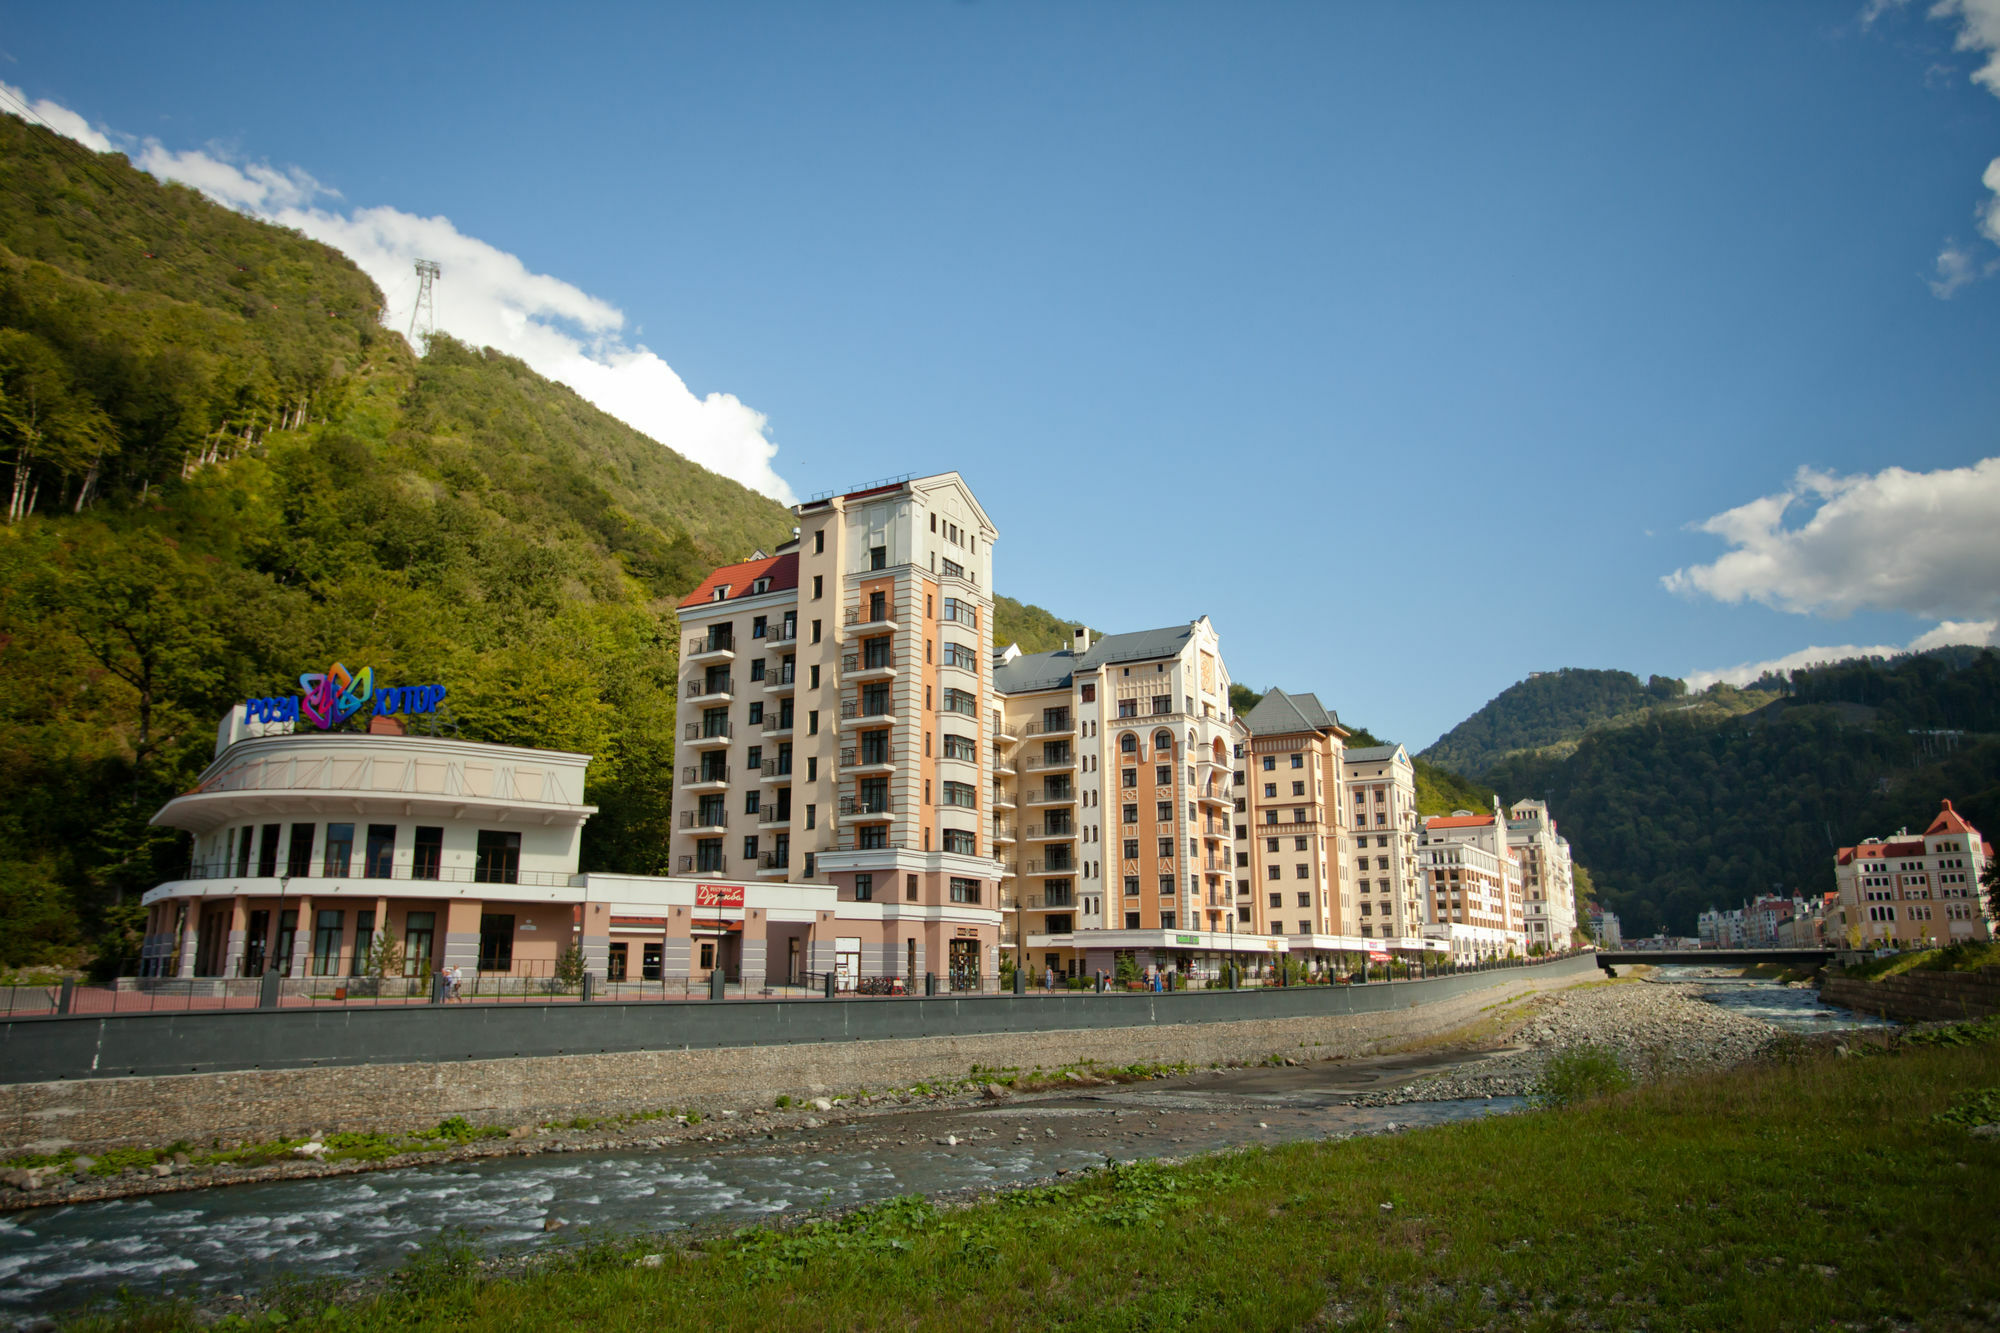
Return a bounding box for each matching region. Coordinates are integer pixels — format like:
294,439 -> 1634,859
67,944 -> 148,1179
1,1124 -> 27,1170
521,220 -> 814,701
1506,799 -> 1577,951
1419,802 -> 1527,960
1832,799 -> 1993,948
1233,689 -> 1357,950
1339,742 -> 1425,942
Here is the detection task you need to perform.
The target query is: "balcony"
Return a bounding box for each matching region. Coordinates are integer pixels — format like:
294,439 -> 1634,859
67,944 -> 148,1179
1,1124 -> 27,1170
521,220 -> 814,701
845,603 -> 897,632
1197,785 -> 1232,808
679,809 -> 729,834
683,722 -> 732,749
764,620 -> 798,647
684,635 -> 736,664
992,821 -> 1017,844
684,676 -> 735,704
758,806 -> 791,825
1024,717 -> 1074,738
1025,891 -> 1076,910
759,761 -> 794,784
991,710 -> 1019,746
1026,858 -> 1075,875
992,788 -> 1018,810
1023,752 -> 1076,773
997,860 -> 1020,878
841,651 -> 898,681
1025,786 -> 1075,807
1025,822 -> 1075,841
838,698 -> 897,729
839,745 -> 897,772
838,795 -> 897,822
681,764 -> 730,790
678,855 -> 728,874
756,851 -> 791,876
763,664 -> 796,695
991,753 -> 1017,777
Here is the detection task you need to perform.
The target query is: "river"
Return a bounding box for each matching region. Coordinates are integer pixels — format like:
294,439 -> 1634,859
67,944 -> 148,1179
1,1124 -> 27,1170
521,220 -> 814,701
0,971 -> 1892,1316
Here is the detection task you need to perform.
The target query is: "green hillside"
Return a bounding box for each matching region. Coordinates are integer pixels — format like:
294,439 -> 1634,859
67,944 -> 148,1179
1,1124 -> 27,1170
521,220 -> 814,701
992,595 -> 1079,654
1489,649 -> 2000,937
0,115 -> 793,969
1420,667 -> 1769,777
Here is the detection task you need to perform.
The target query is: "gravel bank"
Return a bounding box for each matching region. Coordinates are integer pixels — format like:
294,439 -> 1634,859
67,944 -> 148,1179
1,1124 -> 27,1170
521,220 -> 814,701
1349,979 -> 1782,1107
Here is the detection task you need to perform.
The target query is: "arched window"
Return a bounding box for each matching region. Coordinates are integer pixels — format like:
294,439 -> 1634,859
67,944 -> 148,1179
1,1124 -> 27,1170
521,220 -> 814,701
1119,732 -> 1137,754
1154,730 -> 1174,754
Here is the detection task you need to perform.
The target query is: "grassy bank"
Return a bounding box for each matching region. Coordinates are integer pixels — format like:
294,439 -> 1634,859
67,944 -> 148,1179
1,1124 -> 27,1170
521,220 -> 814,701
89,1027 -> 2000,1332
1837,940 -> 2000,981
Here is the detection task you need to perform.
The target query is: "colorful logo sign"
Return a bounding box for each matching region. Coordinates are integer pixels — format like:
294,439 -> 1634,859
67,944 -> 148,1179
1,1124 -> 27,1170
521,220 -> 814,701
696,884 -> 746,908
243,664 -> 448,732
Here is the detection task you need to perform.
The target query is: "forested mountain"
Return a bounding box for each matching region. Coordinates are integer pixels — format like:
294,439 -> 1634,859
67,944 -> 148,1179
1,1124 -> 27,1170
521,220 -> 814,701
0,115 -> 794,969
1420,667 -> 1777,777
1489,650 -> 2000,938
991,595 -> 1079,654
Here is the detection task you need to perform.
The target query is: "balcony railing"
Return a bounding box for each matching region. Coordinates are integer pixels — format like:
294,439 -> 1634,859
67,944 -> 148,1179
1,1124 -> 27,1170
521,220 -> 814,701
685,635 -> 734,657
1024,718 -> 1073,736
678,855 -> 727,874
679,810 -> 729,829
839,795 -> 895,817
845,604 -> 896,627
762,715 -> 794,734
991,822 -> 1017,840
990,710 -> 1017,741
684,676 -> 735,698
758,851 -> 791,871
1027,858 -> 1074,874
1026,891 -> 1075,910
841,652 -> 896,674
681,765 -> 729,785
758,807 -> 791,824
1026,786 -> 1074,804
1026,823 -> 1075,839
173,860 -> 578,888
840,747 -> 896,768
1023,753 -> 1075,772
760,759 -> 794,779
764,664 -> 796,688
684,722 -> 733,741
840,699 -> 896,721
764,622 -> 798,645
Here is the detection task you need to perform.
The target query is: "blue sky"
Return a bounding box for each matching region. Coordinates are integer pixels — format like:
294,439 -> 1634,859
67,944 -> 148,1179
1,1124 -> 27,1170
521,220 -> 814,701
6,2 -> 2000,749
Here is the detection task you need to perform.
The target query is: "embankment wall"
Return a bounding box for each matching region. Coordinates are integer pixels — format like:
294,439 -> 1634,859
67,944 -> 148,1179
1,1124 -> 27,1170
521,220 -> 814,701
0,957 -> 1596,1151
1819,968 -> 2000,1024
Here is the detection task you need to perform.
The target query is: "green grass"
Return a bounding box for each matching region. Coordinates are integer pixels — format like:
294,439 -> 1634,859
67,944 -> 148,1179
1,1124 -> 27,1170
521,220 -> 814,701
1838,940 -> 2000,981
0,1117 -> 512,1176
74,1021 -> 2000,1332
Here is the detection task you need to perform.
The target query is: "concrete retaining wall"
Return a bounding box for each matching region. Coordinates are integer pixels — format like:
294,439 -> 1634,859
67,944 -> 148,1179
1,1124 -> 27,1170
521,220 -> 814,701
1819,968 -> 2000,1024
0,957 -> 1596,1151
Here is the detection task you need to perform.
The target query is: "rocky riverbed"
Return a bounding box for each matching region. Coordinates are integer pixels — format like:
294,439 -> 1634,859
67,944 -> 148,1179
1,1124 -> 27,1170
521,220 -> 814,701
1348,977 -> 1785,1107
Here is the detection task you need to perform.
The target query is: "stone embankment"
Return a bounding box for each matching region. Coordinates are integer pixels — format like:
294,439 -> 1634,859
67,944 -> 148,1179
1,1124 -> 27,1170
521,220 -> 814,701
1819,969 -> 2000,1024
1350,978 -> 1781,1106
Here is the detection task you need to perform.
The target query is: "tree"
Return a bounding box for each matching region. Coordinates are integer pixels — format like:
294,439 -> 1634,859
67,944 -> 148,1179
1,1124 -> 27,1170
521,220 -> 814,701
1984,858 -> 2000,923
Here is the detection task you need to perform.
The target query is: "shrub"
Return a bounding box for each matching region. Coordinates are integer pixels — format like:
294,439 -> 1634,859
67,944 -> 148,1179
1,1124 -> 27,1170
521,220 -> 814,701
1531,1046 -> 1633,1109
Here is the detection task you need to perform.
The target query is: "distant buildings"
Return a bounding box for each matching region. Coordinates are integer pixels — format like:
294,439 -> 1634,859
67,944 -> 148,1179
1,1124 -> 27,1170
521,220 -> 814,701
1340,742 -> 1425,940
1830,800 -> 1993,948
1507,799 -> 1577,950
1587,904 -> 1622,949
1418,801 -> 1527,961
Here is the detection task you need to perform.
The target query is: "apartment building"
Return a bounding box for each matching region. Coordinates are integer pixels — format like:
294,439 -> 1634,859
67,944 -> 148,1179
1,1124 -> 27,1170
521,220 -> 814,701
1339,743 -> 1424,942
1232,690 -> 1358,954
669,473 -> 1006,987
1832,799 -> 1993,948
1506,799 -> 1578,950
993,619 -> 1275,980
1419,801 -> 1527,960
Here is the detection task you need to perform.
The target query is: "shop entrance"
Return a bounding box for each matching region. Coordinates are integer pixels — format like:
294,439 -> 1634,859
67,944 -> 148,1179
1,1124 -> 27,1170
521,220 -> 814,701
948,938 -> 980,991
694,931 -> 741,983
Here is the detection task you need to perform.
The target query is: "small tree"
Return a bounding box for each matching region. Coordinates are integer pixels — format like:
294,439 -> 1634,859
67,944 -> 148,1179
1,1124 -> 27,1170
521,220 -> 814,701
1983,859 -> 2000,923
1114,951 -> 1140,986
555,943 -> 585,989
363,932 -> 405,981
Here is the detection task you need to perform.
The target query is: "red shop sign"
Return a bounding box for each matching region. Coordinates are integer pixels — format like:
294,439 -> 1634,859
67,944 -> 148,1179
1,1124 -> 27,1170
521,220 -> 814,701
1367,951 -> 1392,962
696,884 -> 746,908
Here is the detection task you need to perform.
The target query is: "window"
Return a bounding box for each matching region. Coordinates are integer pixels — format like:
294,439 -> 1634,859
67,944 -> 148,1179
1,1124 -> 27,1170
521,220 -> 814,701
1264,783 -> 1277,799
1118,699 -> 1138,718
944,733 -> 977,761
478,914 -> 515,971
1125,911 -> 1142,929
943,687 -> 979,716
1156,764 -> 1171,786
803,852 -> 816,877
1081,683 -> 1096,702
323,823 -> 354,877
1159,910 -> 1176,930
943,641 -> 979,670
1290,754 -> 1304,769
811,619 -> 822,644
950,876 -> 981,903
475,830 -> 521,884
1292,781 -> 1306,796
750,658 -> 766,683
1154,729 -> 1173,753
287,824 -> 316,878
1122,768 -> 1138,789
808,709 -> 820,735
942,557 -> 964,579
350,910 -> 375,977
365,824 -> 397,878
1152,695 -> 1171,714
1159,875 -> 1175,897
942,780 -> 978,808
854,873 -> 873,902
402,911 -> 435,977
312,909 -> 343,976
1298,892 -> 1311,908
812,574 -> 824,598
943,827 -> 978,855
1158,837 -> 1175,858
870,545 -> 887,570
256,825 -> 281,878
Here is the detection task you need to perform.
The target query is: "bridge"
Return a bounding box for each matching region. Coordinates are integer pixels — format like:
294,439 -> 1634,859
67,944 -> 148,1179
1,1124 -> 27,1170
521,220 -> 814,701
1594,948 -> 1835,973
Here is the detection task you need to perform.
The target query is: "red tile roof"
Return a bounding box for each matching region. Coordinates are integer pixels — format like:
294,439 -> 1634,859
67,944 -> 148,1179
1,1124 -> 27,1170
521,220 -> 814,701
677,552 -> 798,611
1924,798 -> 1980,838
1426,815 -> 1493,830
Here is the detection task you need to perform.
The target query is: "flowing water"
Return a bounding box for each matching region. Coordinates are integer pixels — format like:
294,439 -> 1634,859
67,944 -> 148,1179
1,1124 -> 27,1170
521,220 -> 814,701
1652,966 -> 1899,1033
0,972 -> 1893,1315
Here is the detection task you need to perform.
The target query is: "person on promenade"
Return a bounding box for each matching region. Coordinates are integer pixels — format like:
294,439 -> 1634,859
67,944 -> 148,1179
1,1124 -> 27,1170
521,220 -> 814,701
1044,965 -> 1055,992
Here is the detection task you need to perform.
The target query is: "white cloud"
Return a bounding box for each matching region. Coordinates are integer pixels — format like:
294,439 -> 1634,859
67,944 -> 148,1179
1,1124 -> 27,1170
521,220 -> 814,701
5,84 -> 795,502
0,79 -> 111,151
1683,620 -> 1998,691
1662,459 -> 2000,621
1930,236 -> 1994,295
1891,1 -> 2000,293
1932,0 -> 2000,96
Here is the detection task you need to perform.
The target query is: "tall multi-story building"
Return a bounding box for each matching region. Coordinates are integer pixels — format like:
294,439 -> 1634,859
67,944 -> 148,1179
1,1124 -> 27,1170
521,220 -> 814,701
1339,742 -> 1424,942
1232,690 -> 1358,956
1832,799 -> 1992,948
670,472 -> 1006,987
993,619 -> 1268,980
1419,801 -> 1526,960
1506,799 -> 1577,951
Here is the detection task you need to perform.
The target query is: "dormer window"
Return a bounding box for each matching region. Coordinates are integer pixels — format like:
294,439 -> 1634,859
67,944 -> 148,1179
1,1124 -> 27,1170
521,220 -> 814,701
712,584 -> 732,602
752,578 -> 770,594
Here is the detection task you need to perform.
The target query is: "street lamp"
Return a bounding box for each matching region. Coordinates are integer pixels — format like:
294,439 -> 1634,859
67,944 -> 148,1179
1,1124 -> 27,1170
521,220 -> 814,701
270,874 -> 291,977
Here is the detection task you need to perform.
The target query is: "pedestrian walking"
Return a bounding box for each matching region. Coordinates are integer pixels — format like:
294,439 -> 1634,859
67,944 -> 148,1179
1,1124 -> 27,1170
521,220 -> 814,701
1044,964 -> 1055,991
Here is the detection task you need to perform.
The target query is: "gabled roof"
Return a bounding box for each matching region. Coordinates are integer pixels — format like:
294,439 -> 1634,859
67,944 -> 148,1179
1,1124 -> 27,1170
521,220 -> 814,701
1925,798 -> 1980,838
1426,814 -> 1494,830
676,552 -> 798,610
1343,743 -> 1406,764
1241,688 -> 1342,737
993,622 -> 1204,696
994,647 -> 1075,695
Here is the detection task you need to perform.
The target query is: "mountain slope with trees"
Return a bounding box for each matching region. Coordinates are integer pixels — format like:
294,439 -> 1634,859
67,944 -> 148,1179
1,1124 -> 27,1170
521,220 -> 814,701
1488,650 -> 2000,938
0,115 -> 794,969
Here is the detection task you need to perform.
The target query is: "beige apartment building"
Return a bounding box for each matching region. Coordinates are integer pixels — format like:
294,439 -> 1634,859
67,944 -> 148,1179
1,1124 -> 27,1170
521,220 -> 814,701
1339,742 -> 1424,941
1832,799 -> 1993,948
1232,690 -> 1356,949
1419,802 -> 1527,960
1506,798 -> 1578,950
992,619 -> 1278,981
669,473 -> 1006,988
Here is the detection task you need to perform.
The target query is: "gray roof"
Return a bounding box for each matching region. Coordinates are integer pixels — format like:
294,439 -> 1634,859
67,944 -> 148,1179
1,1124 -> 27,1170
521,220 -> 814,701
1343,743 -> 1406,763
1242,688 -> 1341,737
993,623 -> 1200,697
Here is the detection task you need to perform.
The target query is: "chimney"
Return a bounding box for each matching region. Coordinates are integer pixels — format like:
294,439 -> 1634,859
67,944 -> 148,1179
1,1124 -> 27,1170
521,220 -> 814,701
1073,627 -> 1092,653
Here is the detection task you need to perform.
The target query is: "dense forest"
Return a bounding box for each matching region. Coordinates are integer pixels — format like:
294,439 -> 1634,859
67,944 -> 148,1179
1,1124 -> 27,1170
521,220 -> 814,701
0,115 -> 795,969
991,595 -> 1079,654
1420,667 -> 1770,777
1489,650 -> 2000,938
